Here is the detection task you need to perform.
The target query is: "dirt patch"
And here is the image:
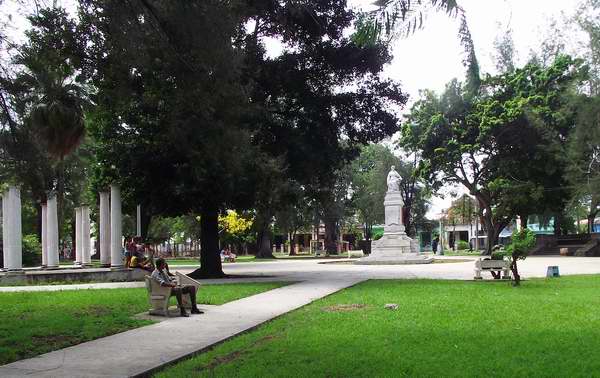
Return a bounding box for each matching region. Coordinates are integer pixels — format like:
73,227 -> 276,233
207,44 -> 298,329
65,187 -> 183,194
322,303 -> 368,312
199,334 -> 280,371
31,334 -> 80,346
74,305 -> 112,317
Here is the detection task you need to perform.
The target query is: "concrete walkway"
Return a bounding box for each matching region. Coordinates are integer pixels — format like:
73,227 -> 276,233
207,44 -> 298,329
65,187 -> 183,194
2,255 -> 600,377
0,277 -> 363,377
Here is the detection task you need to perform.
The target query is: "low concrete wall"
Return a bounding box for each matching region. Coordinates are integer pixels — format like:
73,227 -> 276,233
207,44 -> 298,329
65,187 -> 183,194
530,235 -> 557,255
0,267 -> 147,285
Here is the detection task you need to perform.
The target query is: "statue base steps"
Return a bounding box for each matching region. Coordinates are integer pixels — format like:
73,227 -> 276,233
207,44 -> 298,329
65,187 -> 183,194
355,232 -> 433,265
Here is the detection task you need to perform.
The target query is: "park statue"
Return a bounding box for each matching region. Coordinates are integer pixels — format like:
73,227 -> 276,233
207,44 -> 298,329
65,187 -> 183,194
386,165 -> 401,192
355,165 -> 432,265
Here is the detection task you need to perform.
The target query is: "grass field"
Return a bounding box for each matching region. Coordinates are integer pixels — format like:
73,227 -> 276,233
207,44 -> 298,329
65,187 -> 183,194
0,282 -> 289,365
156,275 -> 600,377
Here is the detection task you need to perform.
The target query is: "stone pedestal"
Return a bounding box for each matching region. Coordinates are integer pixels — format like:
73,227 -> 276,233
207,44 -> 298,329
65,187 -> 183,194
356,191 -> 432,265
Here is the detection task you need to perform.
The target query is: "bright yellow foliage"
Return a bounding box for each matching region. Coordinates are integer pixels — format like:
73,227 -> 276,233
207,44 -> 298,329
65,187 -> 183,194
219,210 -> 253,236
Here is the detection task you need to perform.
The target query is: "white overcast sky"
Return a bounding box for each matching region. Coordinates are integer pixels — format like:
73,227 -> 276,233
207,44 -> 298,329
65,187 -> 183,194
2,0 -> 583,218
353,0 -> 581,218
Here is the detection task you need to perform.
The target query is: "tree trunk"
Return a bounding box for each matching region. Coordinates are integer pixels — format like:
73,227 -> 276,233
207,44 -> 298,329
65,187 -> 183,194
255,210 -> 274,258
288,231 -> 296,256
256,226 -> 273,258
189,207 -> 224,278
481,214 -> 496,255
588,213 -> 597,234
520,214 -> 528,231
57,158 -> 65,245
36,203 -> 43,241
324,218 -> 337,254
140,206 -> 152,240
363,222 -> 372,254
587,195 -> 599,234
510,256 -> 521,286
403,207 -> 416,238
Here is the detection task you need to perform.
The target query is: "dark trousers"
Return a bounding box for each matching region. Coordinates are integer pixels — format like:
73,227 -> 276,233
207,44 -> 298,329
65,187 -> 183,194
171,285 -> 197,309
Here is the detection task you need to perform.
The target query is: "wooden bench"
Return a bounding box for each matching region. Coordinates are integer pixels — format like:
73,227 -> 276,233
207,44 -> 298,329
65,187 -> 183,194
144,276 -> 193,316
474,258 -> 511,280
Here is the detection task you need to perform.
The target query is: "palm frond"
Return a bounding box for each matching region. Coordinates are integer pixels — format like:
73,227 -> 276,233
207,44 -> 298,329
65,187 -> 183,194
353,0 -> 461,45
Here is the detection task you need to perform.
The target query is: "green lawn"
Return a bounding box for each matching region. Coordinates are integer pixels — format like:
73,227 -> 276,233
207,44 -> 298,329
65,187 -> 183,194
0,282 -> 288,365
0,279 -> 109,287
156,276 -> 600,377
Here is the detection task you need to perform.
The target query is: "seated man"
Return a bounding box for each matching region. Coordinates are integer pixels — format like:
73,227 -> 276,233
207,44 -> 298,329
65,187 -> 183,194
150,258 -> 203,317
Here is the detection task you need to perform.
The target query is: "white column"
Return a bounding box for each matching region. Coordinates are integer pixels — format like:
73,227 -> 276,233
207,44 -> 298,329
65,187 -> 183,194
99,191 -> 111,267
82,206 -> 92,266
136,204 -> 141,237
2,189 -> 11,270
41,203 -> 48,268
110,185 -> 123,268
6,186 -> 22,271
75,207 -> 82,266
46,194 -> 59,268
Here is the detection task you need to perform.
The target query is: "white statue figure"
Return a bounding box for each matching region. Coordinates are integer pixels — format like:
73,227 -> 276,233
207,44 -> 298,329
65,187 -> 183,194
387,165 -> 401,192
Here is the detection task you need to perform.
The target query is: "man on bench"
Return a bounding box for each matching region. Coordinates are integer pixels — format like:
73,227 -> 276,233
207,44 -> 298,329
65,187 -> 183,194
150,258 -> 203,317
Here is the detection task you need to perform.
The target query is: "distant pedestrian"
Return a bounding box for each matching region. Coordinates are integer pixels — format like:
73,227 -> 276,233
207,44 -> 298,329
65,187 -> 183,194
432,237 -> 439,254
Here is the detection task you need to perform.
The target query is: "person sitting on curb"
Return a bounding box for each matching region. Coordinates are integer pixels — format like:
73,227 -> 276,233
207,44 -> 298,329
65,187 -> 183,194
220,247 -> 237,262
130,251 -> 153,272
150,258 -> 203,317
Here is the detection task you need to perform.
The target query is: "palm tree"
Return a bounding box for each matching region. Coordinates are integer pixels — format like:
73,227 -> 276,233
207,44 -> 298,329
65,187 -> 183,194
16,7 -> 87,237
354,0 -> 479,91
24,63 -> 86,235
354,0 -> 460,44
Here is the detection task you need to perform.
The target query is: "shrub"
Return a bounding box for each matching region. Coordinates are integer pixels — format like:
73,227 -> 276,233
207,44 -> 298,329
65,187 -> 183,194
505,229 -> 536,286
372,229 -> 384,241
23,234 -> 42,267
456,240 -> 469,250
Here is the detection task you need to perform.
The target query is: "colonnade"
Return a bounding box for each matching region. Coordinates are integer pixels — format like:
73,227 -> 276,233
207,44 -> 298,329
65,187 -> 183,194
1,185 -> 125,271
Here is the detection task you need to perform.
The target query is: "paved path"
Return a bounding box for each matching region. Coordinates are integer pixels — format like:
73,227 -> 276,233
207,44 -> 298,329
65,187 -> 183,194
2,255 -> 600,377
0,278 -> 362,377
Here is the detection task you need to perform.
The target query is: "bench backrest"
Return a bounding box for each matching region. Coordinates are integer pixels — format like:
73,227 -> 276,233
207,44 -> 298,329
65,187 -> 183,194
475,258 -> 509,269
176,271 -> 202,290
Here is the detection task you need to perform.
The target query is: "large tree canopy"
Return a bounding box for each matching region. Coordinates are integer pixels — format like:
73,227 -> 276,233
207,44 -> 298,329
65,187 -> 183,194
81,0 -> 406,273
402,55 -> 583,254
